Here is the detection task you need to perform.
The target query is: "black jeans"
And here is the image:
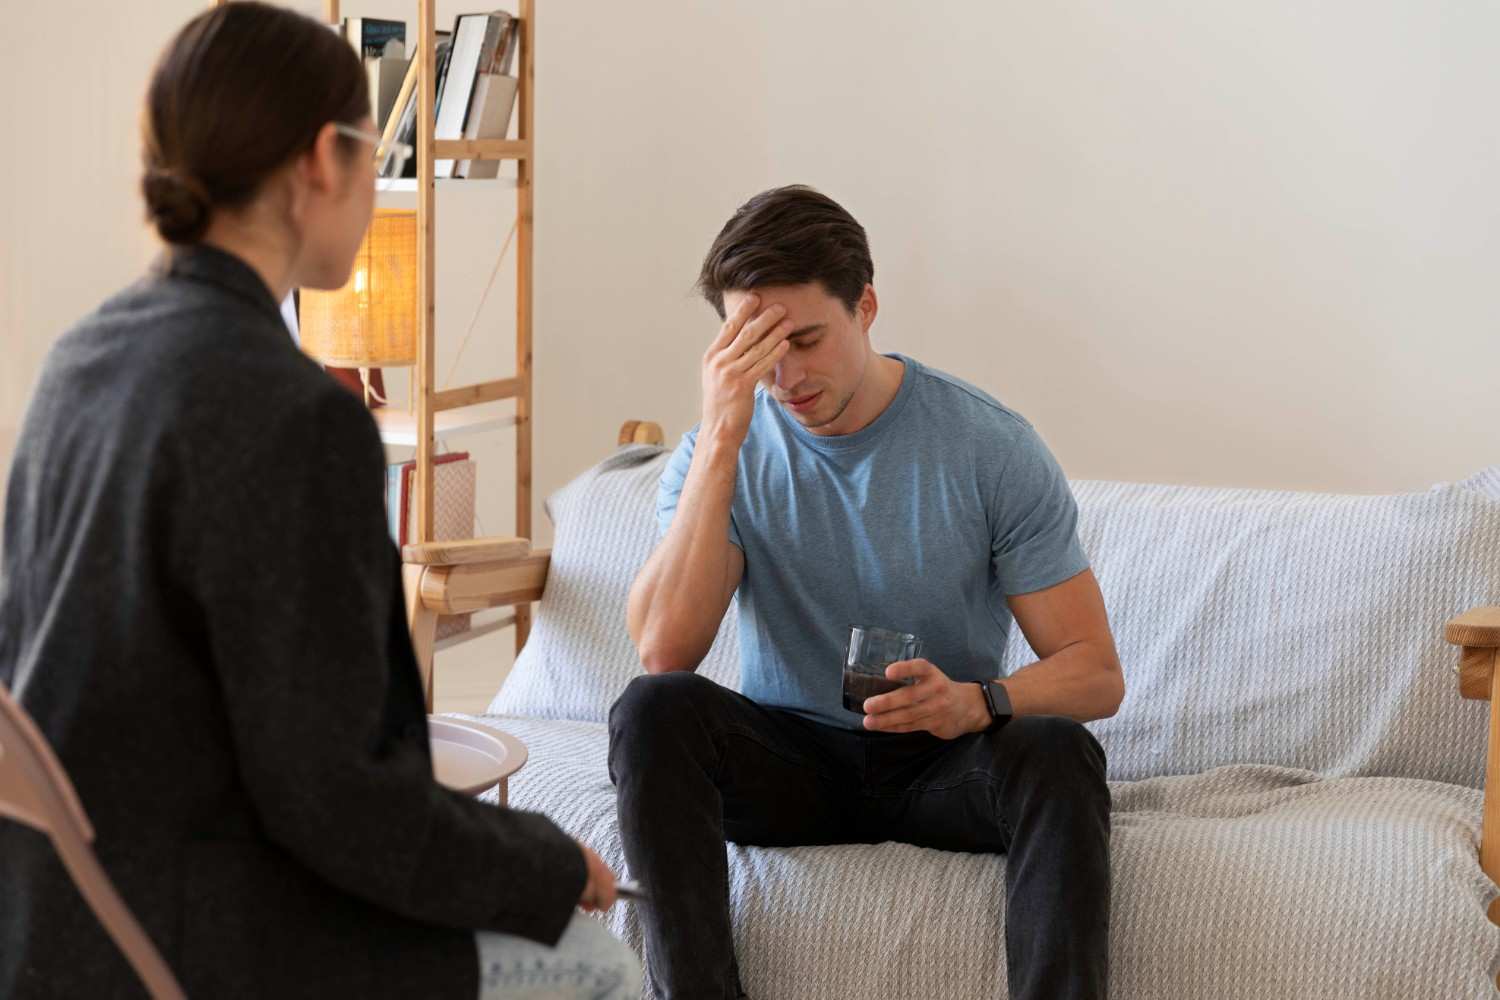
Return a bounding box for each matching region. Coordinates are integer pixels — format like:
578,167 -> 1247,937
606,671 -> 1111,1000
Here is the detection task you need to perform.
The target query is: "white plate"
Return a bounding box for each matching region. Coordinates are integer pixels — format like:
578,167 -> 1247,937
428,717 -> 528,796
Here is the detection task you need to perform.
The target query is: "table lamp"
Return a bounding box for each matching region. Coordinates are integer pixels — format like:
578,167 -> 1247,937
298,208 -> 417,406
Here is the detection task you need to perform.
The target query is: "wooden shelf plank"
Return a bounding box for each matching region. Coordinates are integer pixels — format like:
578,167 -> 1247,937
373,404 -> 517,446
434,378 -> 523,413
375,177 -> 518,194
432,139 -> 529,160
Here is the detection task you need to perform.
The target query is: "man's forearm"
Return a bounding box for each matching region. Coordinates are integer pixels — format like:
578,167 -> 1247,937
629,431 -> 741,670
992,639 -> 1124,725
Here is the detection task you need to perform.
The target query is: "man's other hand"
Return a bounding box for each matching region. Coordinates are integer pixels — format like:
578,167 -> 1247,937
862,659 -> 989,739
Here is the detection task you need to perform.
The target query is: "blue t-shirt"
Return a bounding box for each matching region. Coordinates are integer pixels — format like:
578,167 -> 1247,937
657,353 -> 1089,730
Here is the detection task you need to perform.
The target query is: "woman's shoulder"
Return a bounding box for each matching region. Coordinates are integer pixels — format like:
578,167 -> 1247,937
44,266 -> 374,461
58,263 -> 303,367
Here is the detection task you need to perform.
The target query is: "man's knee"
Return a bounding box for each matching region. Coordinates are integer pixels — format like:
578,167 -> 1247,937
609,670 -> 717,737
998,715 -> 1108,785
607,671 -> 722,784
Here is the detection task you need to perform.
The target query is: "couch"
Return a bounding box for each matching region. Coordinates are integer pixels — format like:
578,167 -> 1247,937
448,439 -> 1500,999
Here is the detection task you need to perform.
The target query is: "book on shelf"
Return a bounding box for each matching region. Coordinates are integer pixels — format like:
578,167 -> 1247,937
374,13 -> 521,182
343,17 -> 409,131
455,74 -> 519,179
428,34 -> 458,166
344,16 -> 405,58
368,56 -> 410,133
380,30 -> 453,179
454,14 -> 520,178
378,51 -> 420,176
491,14 -> 519,77
436,12 -> 518,178
386,451 -> 474,548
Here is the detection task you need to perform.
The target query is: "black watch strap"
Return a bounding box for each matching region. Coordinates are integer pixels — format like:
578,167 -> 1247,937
981,679 -> 1013,729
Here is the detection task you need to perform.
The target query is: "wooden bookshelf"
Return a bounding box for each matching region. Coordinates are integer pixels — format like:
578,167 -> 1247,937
214,0 -> 538,708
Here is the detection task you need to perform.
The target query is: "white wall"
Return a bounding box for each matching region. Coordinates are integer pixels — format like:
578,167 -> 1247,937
530,0 -> 1500,497
4,0 -> 1498,523
2,2 -> 177,517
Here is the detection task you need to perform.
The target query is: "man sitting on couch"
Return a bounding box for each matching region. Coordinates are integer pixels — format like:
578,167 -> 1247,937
611,184 -> 1125,1000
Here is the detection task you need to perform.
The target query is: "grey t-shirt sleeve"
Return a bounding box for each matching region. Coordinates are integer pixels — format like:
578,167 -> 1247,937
656,429 -> 743,548
990,422 -> 1090,595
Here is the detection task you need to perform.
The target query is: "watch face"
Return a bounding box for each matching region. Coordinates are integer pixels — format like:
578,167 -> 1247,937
981,681 -> 1000,720
990,680 -> 1013,717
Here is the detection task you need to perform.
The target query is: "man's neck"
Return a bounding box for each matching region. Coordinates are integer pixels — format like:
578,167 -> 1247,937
815,353 -> 906,437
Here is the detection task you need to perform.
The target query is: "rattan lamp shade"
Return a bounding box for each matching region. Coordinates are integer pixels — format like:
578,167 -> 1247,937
298,209 -> 417,367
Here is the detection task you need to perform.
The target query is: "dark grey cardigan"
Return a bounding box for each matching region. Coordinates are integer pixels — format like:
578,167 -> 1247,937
0,244 -> 586,999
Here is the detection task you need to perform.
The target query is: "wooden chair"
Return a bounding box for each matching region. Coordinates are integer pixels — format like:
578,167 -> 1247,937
403,419 -> 665,710
0,683 -> 187,1000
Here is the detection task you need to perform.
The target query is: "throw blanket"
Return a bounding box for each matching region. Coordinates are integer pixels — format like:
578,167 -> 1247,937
459,714 -> 1500,1000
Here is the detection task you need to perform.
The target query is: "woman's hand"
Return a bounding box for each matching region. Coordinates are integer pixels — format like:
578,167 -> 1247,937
576,841 -> 619,912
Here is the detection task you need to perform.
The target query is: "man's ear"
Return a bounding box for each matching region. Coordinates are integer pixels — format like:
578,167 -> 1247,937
858,283 -> 878,334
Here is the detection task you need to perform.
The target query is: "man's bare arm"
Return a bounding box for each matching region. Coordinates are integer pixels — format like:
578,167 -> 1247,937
1002,568 -> 1124,723
861,568 -> 1124,736
626,294 -> 793,672
626,435 -> 746,672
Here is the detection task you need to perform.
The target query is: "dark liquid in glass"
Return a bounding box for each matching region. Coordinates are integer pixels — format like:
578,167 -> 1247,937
842,669 -> 905,714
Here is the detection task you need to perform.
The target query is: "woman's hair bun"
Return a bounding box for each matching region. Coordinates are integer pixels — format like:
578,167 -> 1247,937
141,4 -> 368,246
142,165 -> 212,244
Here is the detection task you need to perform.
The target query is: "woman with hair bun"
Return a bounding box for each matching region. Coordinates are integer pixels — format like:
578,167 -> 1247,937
0,5 -> 638,998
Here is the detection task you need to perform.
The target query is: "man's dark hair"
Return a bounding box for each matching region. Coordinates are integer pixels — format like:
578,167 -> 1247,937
696,185 -> 874,320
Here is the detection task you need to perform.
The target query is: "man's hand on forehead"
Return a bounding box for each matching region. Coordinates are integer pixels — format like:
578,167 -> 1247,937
700,292 -> 795,445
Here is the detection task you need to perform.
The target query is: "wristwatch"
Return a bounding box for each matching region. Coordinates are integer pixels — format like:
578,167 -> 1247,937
980,679 -> 1013,730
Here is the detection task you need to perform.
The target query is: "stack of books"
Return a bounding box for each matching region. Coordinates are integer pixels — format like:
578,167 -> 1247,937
346,11 -> 521,181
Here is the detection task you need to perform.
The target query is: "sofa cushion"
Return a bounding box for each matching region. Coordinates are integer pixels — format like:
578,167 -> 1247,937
456,713 -> 1500,1000
1002,479 -> 1500,787
1458,466 -> 1500,501
488,445 -> 739,723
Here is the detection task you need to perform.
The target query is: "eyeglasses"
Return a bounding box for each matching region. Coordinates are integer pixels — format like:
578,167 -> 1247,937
333,122 -> 413,175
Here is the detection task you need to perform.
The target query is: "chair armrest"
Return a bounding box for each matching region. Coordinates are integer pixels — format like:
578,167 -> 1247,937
1444,606 -> 1500,938
618,420 -> 664,446
403,537 -> 531,566
417,549 -> 552,615
1445,608 -> 1500,700
1447,606 -> 1500,648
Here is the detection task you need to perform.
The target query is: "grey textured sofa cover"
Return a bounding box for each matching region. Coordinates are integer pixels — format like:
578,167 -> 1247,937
455,447 -> 1500,999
